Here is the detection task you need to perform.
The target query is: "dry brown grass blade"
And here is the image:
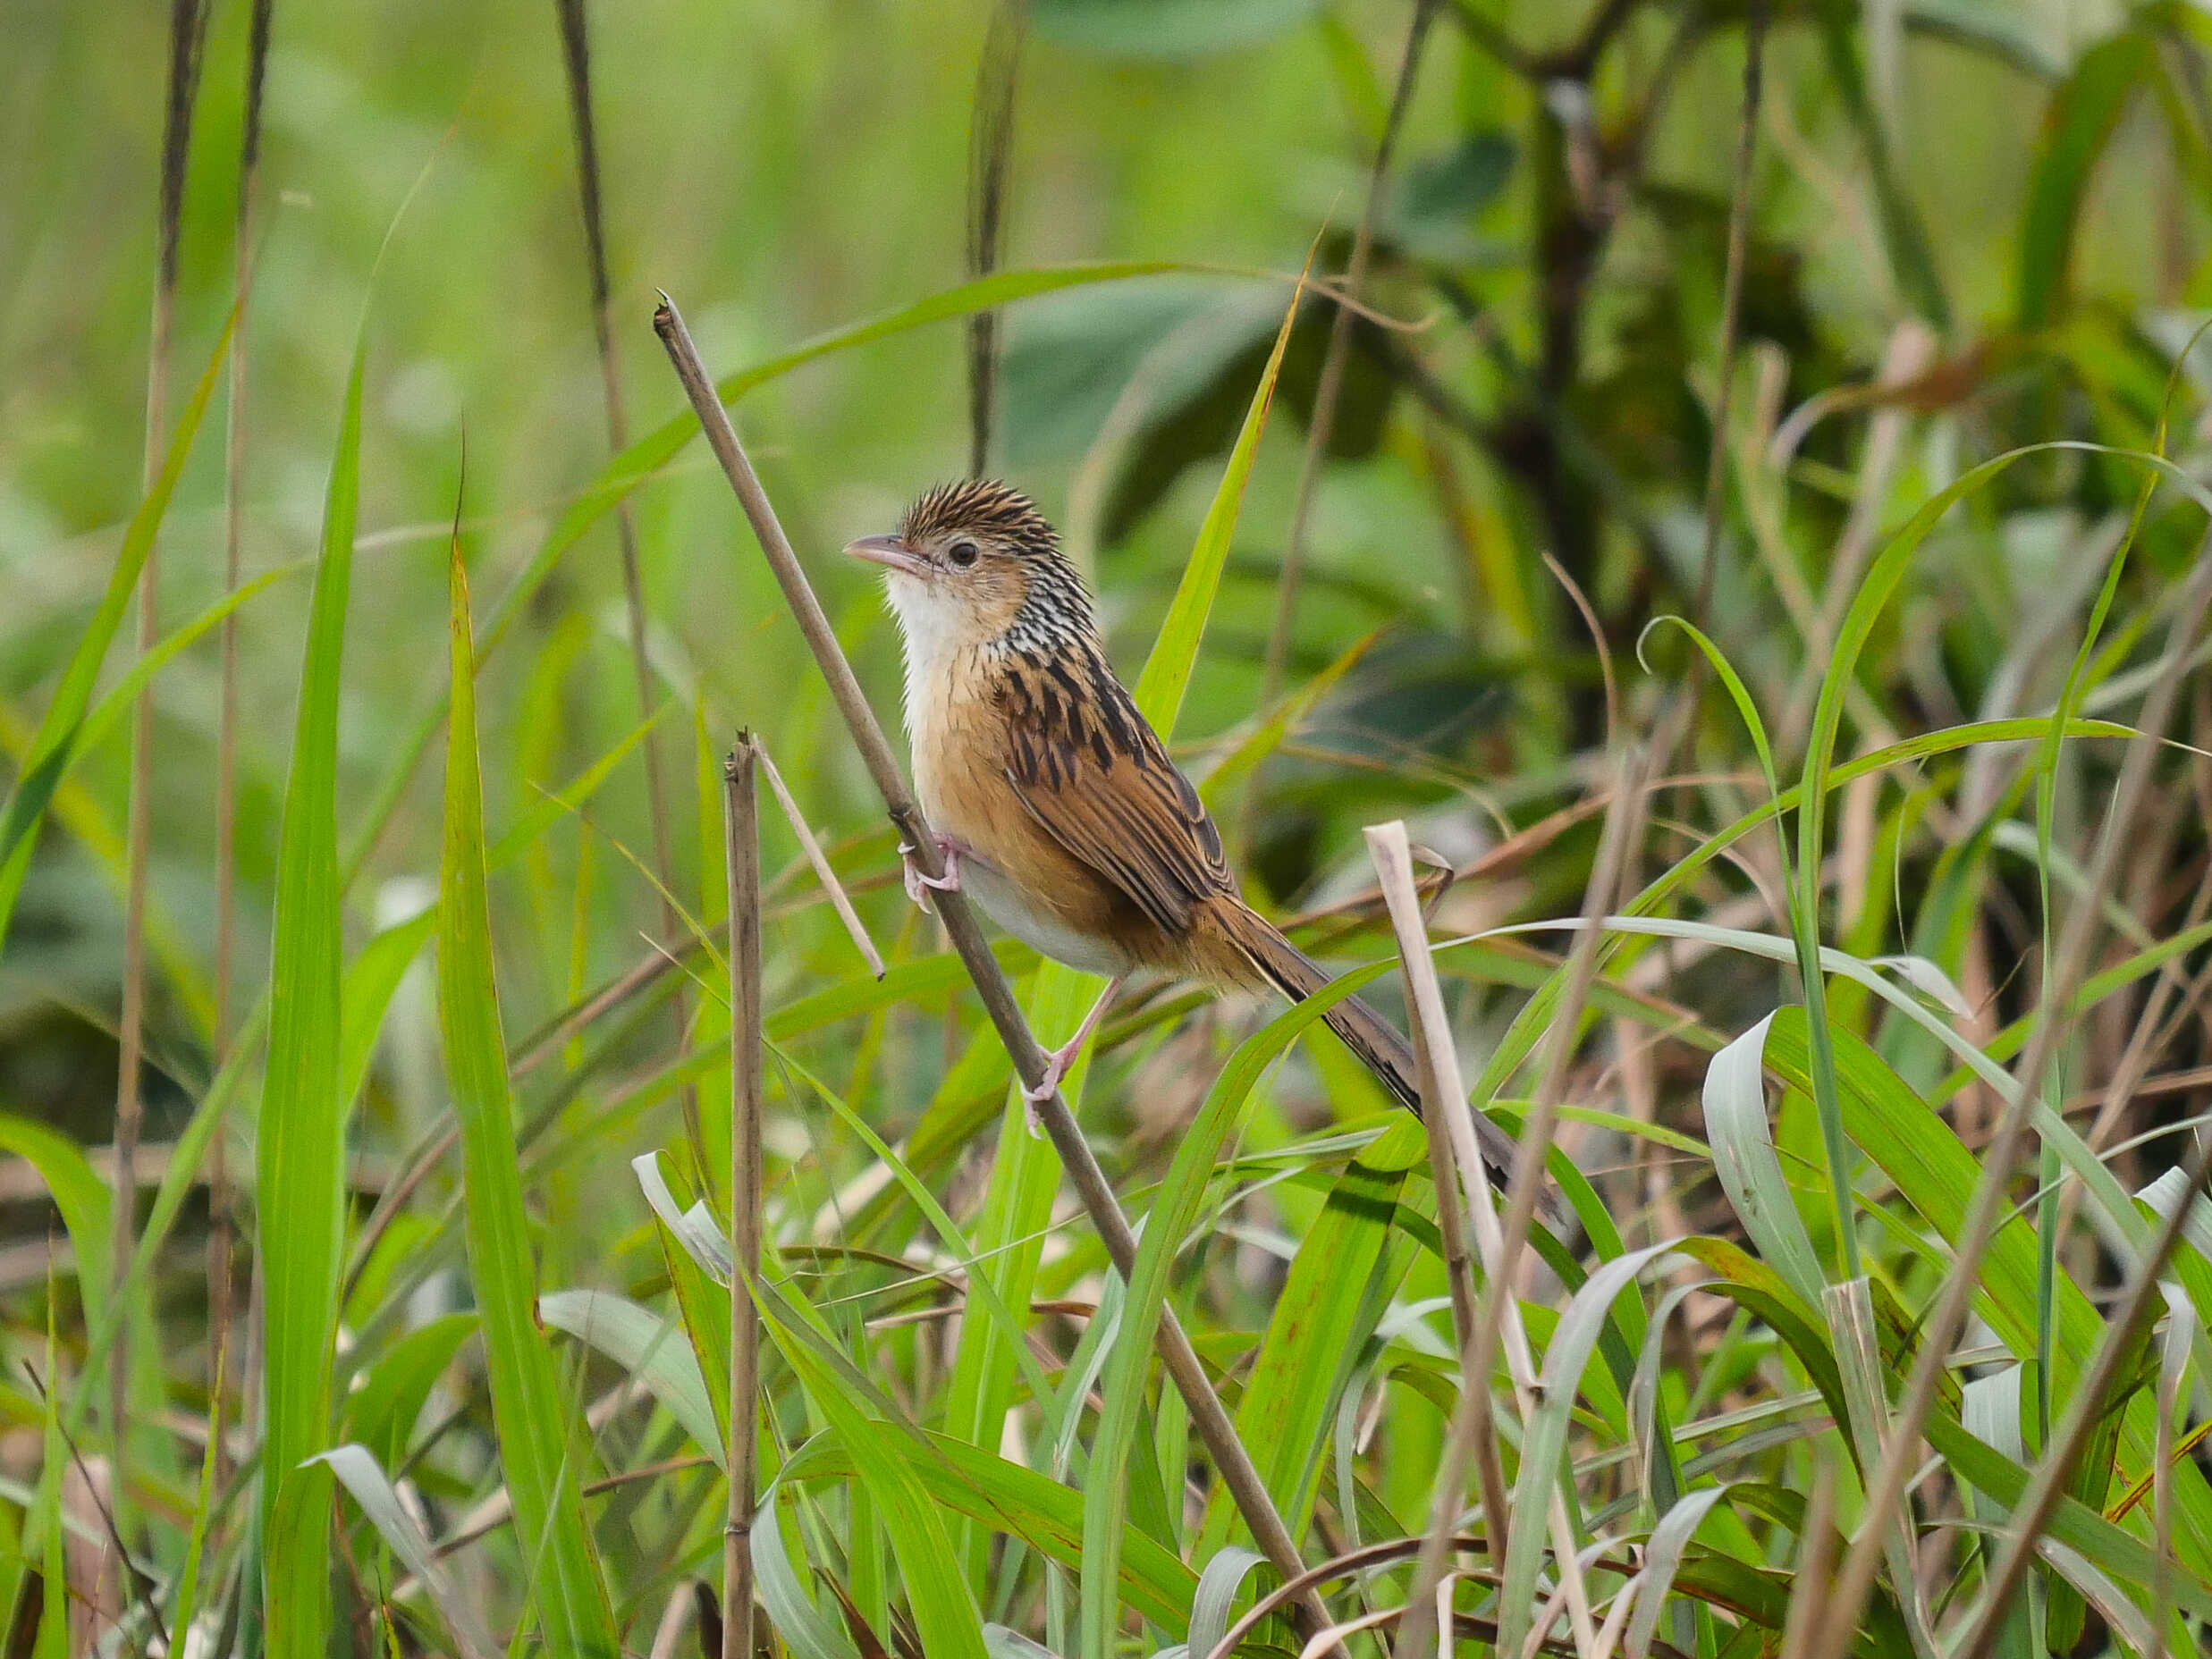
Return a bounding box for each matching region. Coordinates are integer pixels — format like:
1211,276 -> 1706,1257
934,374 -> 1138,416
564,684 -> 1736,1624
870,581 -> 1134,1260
1262,0 -> 1440,703
753,739 -> 883,978
652,292 -> 1330,1640
723,738 -> 763,1659
116,0 -> 211,1530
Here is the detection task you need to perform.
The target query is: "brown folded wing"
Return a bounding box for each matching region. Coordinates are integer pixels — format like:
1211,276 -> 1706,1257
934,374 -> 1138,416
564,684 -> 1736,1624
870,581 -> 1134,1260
995,645 -> 1233,937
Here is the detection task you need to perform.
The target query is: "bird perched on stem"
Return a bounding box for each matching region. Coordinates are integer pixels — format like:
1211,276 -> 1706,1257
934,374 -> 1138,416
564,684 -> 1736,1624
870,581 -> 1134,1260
846,479 -> 1520,1184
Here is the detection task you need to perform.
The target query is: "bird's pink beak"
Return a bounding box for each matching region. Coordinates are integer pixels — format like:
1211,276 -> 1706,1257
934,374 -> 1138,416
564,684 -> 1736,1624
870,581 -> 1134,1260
843,534 -> 931,579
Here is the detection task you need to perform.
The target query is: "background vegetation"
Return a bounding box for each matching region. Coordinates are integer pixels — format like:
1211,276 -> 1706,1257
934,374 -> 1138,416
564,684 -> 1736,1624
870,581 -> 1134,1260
4,0 -> 2212,1655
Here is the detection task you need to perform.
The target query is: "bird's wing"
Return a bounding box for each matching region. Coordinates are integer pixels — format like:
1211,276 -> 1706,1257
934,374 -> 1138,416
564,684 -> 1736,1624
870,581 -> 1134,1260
996,646 -> 1233,936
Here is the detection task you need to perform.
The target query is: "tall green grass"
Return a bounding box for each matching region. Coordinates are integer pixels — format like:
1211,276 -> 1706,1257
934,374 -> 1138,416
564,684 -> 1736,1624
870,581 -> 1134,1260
5,4 -> 2212,1658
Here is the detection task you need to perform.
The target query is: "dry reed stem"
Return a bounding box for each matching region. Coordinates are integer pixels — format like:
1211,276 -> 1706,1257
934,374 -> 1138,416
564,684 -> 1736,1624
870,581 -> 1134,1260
116,0 -> 210,1530
966,0 -> 1022,477
651,293 -> 1329,1637
1809,538 -> 2212,1659
1690,0 -> 1765,639
1448,732 -> 1651,1656
553,0 -> 695,1157
723,739 -> 763,1659
1367,821 -> 1595,1659
212,0 -> 272,1496
1262,0 -> 1439,702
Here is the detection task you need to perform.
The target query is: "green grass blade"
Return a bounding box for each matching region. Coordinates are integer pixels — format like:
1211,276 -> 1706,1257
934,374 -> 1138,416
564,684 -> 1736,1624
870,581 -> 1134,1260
750,1271 -> 992,1659
438,537 -> 620,1656
1079,964 -> 1384,1659
257,330 -> 364,1658
1198,1115 -> 1426,1554
1701,1013 -> 1825,1310
2015,28 -> 2157,331
1130,256 -> 1307,731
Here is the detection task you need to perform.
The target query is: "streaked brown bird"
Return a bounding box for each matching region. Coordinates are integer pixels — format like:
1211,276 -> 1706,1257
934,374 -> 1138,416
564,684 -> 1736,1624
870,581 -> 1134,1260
846,479 -> 1519,1183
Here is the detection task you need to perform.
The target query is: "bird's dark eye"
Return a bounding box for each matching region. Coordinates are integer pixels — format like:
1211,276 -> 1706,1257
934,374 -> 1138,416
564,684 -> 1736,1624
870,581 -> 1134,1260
947,539 -> 980,568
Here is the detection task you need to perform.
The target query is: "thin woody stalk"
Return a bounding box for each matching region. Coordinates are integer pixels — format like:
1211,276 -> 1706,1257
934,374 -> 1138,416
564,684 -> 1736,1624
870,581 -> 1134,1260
117,0 -> 210,1520
722,739 -> 763,1659
214,0 -> 273,1486
554,0 -> 696,1155
652,294 -> 1328,1637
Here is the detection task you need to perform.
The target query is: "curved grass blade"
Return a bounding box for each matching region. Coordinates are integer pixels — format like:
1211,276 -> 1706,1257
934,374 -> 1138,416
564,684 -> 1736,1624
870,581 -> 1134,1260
314,1444 -> 501,1659
1701,1014 -> 1824,1310
538,1288 -> 722,1469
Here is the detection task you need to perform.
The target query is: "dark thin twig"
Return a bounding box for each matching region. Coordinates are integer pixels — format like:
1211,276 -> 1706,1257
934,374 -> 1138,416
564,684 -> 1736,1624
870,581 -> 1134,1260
1692,0 -> 1766,632
553,0 -> 695,1157
214,0 -> 274,1489
652,295 -> 1330,1640
966,0 -> 1023,477
21,1362 -> 169,1654
1262,0 -> 1439,703
722,738 -> 763,1659
117,0 -> 211,1535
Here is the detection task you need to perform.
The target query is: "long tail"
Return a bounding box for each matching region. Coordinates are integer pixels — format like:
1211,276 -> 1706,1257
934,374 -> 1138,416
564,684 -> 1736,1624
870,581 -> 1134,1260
1215,900 -> 1524,1188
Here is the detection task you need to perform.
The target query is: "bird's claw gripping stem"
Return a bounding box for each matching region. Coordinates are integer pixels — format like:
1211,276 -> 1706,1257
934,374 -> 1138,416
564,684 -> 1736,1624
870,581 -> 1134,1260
899,835 -> 961,909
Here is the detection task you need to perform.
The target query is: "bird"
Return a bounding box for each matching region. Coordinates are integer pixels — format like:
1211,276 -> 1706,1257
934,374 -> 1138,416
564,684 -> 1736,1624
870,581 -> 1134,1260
844,478 -> 1522,1185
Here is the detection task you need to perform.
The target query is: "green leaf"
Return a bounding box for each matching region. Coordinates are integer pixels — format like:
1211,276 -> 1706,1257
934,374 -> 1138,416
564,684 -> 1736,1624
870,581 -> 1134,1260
2016,28 -> 2157,330
339,1312 -> 476,1473
1200,1116 -> 1425,1553
258,329 -> 364,1658
751,1278 -> 992,1659
1701,1014 -> 1825,1310
437,538 -> 619,1655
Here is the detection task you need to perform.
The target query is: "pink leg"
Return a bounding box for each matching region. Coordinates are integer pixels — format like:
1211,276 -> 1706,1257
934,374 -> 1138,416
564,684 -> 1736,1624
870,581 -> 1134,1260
1023,976 -> 1124,1133
899,833 -> 962,909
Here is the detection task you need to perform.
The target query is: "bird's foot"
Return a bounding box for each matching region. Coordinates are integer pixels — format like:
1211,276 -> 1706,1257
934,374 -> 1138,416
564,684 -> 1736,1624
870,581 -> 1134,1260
899,834 -> 961,909
1018,977 -> 1124,1137
1020,1041 -> 1081,1137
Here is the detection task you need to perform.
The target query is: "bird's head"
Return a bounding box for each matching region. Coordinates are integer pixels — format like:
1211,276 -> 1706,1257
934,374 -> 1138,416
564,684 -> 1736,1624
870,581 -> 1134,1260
845,479 -> 1092,662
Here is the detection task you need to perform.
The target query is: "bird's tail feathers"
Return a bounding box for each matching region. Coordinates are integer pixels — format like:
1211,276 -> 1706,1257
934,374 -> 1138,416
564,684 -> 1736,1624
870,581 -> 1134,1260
1220,902 -> 1523,1188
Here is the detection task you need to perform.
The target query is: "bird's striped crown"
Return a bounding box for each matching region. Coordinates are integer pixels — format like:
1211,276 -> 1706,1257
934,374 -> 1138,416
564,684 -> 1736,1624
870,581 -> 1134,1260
899,478 -> 1060,557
